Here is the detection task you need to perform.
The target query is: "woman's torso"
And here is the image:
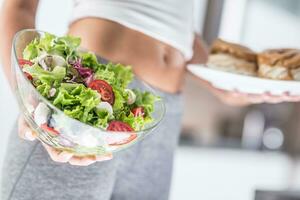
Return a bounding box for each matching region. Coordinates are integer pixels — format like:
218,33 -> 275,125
68,0 -> 194,93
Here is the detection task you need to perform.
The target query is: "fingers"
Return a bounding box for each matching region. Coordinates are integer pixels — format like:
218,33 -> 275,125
68,153 -> 113,166
187,35 -> 209,64
241,93 -> 265,104
260,93 -> 284,104
68,155 -> 97,166
18,117 -> 36,141
209,89 -> 251,106
42,143 -> 73,163
42,142 -> 112,166
194,79 -> 257,106
280,92 -> 300,102
207,85 -> 300,105
259,92 -> 300,104
285,96 -> 300,102
194,77 -> 300,104
96,153 -> 113,162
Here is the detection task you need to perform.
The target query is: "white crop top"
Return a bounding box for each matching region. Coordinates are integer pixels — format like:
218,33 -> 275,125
70,0 -> 195,60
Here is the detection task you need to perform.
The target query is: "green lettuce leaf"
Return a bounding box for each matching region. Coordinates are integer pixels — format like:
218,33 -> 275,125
133,90 -> 159,117
52,35 -> 81,56
53,83 -> 102,125
25,33 -> 81,58
116,111 -> 146,131
38,33 -> 55,52
80,52 -> 99,70
94,109 -> 110,128
55,36 -> 81,50
23,64 -> 66,85
108,63 -> 133,89
113,90 -> 158,131
94,68 -> 115,85
23,39 -> 39,60
53,88 -> 80,107
112,88 -> 126,111
63,106 -> 84,120
95,63 -> 133,89
36,82 -> 51,98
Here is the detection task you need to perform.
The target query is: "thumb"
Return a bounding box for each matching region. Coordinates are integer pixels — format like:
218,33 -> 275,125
18,117 -> 36,141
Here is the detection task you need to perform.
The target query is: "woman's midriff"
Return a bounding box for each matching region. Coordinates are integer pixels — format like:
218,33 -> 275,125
68,18 -> 186,93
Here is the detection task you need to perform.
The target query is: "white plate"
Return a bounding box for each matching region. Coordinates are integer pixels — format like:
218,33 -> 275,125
188,64 -> 300,95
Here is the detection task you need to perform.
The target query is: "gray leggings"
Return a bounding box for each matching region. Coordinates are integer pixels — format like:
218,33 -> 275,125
1,92 -> 183,200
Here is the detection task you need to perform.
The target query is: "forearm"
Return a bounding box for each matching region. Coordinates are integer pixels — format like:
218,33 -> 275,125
187,34 -> 209,65
0,0 -> 38,86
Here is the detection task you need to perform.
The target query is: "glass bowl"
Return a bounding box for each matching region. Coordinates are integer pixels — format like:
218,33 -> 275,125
12,29 -> 165,156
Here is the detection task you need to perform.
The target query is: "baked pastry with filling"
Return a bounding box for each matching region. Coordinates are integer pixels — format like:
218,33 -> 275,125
208,39 -> 257,76
258,49 -> 300,81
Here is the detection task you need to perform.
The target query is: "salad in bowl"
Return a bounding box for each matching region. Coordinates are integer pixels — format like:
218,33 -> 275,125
12,29 -> 165,156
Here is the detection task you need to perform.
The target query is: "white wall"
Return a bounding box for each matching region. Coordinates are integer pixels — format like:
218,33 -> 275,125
171,148 -> 291,200
242,0 -> 300,50
219,0 -> 300,50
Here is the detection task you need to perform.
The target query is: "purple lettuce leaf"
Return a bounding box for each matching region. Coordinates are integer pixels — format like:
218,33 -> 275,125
69,58 -> 93,79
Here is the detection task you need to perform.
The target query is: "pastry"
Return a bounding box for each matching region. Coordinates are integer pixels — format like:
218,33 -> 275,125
258,49 -> 300,81
208,39 -> 257,76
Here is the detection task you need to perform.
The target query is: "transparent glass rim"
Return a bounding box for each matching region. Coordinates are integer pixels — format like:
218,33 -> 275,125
12,29 -> 166,135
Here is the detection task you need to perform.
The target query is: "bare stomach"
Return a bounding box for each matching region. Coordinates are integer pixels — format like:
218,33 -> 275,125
68,18 -> 186,93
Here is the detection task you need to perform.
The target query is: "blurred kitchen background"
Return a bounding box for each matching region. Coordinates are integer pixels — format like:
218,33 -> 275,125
1,0 -> 300,199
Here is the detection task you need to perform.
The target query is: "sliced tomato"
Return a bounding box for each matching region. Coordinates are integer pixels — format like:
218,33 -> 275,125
18,59 -> 34,80
107,121 -> 134,132
131,107 -> 145,117
41,123 -> 60,136
88,80 -> 115,105
18,58 -> 34,66
107,121 -> 136,145
24,72 -> 33,81
110,134 -> 137,146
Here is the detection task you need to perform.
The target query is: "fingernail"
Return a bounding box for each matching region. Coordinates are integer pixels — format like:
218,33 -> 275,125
96,155 -> 113,161
25,130 -> 35,141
